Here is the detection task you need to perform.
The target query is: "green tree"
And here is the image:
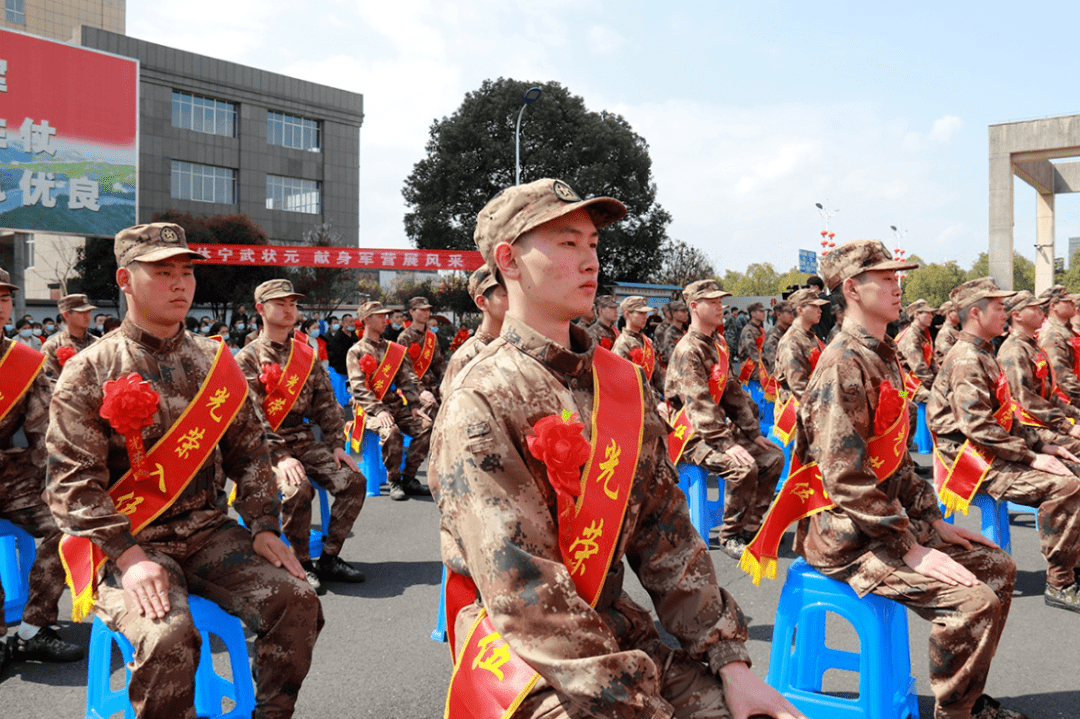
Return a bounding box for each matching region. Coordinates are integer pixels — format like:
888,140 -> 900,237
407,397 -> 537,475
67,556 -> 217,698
1060,248 -> 1080,292
721,263 -> 781,296
901,260 -> 968,306
775,268 -> 811,295
403,78 -> 671,285
967,252 -> 1035,291
656,238 -> 715,287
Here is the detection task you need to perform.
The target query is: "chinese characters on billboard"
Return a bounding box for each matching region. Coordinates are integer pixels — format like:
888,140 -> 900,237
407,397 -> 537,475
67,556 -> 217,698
0,29 -> 138,235
189,244 -> 484,271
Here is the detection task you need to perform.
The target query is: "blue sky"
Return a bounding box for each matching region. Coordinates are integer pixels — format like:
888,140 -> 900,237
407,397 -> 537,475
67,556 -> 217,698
129,1 -> 1080,274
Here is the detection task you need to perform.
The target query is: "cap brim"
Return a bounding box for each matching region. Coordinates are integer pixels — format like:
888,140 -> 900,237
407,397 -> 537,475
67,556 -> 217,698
807,299 -> 830,307
867,259 -> 920,273
697,290 -> 732,300
0,282 -> 19,292
134,247 -> 210,264
72,303 -> 96,312
515,196 -> 628,245
261,292 -> 306,302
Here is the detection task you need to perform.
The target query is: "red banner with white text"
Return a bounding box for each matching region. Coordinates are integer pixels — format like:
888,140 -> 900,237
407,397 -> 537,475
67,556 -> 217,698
189,244 -> 484,271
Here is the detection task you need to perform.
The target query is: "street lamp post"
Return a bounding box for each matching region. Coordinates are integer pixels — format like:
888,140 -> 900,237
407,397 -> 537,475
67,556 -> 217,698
515,86 -> 543,185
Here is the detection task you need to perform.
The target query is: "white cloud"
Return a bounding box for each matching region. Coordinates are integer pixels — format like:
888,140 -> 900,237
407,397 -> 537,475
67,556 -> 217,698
930,115 -> 963,142
587,26 -> 624,54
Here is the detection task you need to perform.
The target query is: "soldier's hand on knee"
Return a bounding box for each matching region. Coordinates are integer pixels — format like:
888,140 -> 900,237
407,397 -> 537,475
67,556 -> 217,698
725,444 -> 755,467
116,545 -> 171,620
933,519 -> 997,550
333,446 -> 361,472
1032,452 -> 1073,477
1069,423 -> 1080,440
253,531 -> 306,580
376,410 -> 395,429
719,661 -> 807,719
1043,444 -> 1080,465
276,457 -> 306,486
420,390 -> 436,406
903,543 -> 978,587
754,435 -> 781,452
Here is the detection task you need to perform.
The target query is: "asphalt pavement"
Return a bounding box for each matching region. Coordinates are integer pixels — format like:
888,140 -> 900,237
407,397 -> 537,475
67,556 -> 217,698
2,458 -> 1078,718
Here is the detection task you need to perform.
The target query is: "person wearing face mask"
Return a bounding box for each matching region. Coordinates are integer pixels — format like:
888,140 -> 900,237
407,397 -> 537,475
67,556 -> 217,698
42,317 -> 57,338
40,294 -> 99,383
90,313 -> 107,338
301,318 -> 329,371
325,314 -> 355,406
230,318 -> 248,346
14,318 -> 42,350
384,310 -> 405,342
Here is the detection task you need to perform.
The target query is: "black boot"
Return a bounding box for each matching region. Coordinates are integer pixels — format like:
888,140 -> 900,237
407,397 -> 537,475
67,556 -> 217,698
301,560 -> 327,596
401,475 -> 432,496
316,553 -> 367,583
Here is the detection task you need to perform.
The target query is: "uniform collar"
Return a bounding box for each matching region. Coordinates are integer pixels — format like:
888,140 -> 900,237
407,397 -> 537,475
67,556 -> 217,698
841,318 -> 898,362
121,316 -> 186,353
501,315 -> 593,378
957,330 -> 994,351
475,328 -> 497,344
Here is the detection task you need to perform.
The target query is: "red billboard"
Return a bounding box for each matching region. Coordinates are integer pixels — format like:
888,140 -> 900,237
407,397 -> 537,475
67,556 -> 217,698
0,29 -> 138,235
190,244 -> 484,271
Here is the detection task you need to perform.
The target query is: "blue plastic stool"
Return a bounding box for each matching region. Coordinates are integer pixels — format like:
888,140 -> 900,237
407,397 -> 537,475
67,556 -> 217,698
914,404 -> 932,454
1006,502 -> 1039,531
432,566 -> 448,642
1,518 -> 36,625
307,480 -> 332,560
675,463 -> 725,545
358,430 -> 412,498
327,368 -> 350,407
767,558 -> 920,719
939,492 -> 1011,554
767,425 -> 795,494
85,594 -> 256,719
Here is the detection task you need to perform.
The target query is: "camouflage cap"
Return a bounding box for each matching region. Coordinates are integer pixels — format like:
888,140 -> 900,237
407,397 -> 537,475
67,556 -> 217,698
408,296 -> 433,311
788,288 -> 829,309
939,300 -> 955,315
1039,284 -> 1074,305
668,300 -> 688,312
255,278 -> 304,304
473,178 -> 627,265
619,295 -> 649,314
0,267 -> 18,292
114,222 -> 208,267
773,300 -> 794,314
683,279 -> 731,303
357,301 -> 392,322
746,302 -> 765,313
467,266 -> 500,299
819,239 -> 920,291
950,277 -> 1015,310
1003,290 -> 1048,316
595,295 -> 618,309
905,298 -> 936,319
58,293 -> 96,313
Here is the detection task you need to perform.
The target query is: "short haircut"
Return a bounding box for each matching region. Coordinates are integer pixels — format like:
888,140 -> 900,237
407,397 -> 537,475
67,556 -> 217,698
807,275 -> 825,290
959,297 -> 992,326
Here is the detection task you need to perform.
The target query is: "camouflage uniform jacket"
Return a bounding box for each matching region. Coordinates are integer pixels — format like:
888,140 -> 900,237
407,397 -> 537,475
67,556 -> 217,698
1038,317 -> 1080,404
586,319 -> 619,351
611,327 -> 665,399
761,322 -> 789,374
345,335 -> 423,418
0,334 -> 51,507
737,321 -> 765,368
657,323 -> 686,368
431,316 -> 750,719
897,325 -> 936,404
40,328 -> 96,383
235,333 -> 346,464
927,332 -> 1041,464
826,322 -> 842,344
45,319 -> 282,563
934,321 -> 960,368
440,329 -> 496,398
793,320 -> 944,595
665,329 -> 761,453
774,323 -> 819,404
651,320 -> 672,352
396,323 -> 445,394
999,333 -> 1080,434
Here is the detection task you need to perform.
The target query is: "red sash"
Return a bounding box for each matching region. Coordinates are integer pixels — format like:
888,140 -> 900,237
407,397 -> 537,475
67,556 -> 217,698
740,387 -> 910,584
738,358 -> 756,385
411,331 -> 438,379
0,340 -> 46,423
58,339 -> 249,621
443,348 -> 645,719
667,341 -> 729,462
640,334 -> 656,379
921,329 -> 933,366
1071,336 -> 1080,380
345,342 -> 407,451
262,332 -> 316,431
772,396 -> 799,446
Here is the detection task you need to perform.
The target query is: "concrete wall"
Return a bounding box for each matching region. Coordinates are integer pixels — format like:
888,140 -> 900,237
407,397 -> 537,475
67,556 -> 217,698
0,0 -> 123,42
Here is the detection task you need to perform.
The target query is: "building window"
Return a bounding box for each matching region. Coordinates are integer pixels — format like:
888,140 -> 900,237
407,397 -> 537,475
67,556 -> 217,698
5,0 -> 24,24
267,111 -> 321,152
171,161 -> 236,204
266,175 -> 321,214
172,91 -> 236,137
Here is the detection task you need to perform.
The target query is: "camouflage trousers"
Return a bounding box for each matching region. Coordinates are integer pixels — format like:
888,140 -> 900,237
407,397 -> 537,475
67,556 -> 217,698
277,436 -> 366,562
1034,425 -> 1080,456
365,405 -> 431,484
819,535 -> 1015,719
688,434 -> 784,542
0,467 -> 65,631
95,521 -> 323,719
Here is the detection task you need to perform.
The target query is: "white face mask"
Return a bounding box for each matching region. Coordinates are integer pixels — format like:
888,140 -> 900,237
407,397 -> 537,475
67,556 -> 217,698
45,324 -> 55,332
31,328 -> 42,336
309,328 -> 320,338
19,329 -> 32,338
95,324 -> 104,331
331,323 -> 340,332
200,326 -> 211,333
235,324 -> 245,331
4,324 -> 12,332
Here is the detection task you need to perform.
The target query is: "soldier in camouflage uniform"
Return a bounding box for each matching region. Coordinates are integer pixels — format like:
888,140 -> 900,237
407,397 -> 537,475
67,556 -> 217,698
40,293 -> 97,382
797,242 -> 1025,719
897,298 -> 937,405
441,266 -> 507,396
611,295 -> 666,400
934,300 -> 961,367
587,294 -> 620,349
397,296 -> 446,405
998,290 -> 1080,455
45,224 -> 321,719
346,301 -> 432,501
737,302 -> 766,380
1037,285 -> 1080,406
0,269 -> 83,674
657,300 -> 688,369
666,281 -> 784,559
774,289 -> 829,404
825,298 -> 844,343
432,177 -> 802,719
928,277 -> 1080,616
236,279 -> 367,596
762,300 -> 793,377
651,301 -> 673,349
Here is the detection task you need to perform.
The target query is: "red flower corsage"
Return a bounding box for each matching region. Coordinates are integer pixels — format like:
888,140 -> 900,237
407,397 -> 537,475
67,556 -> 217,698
808,347 -> 822,371
629,347 -> 645,367
599,337 -> 613,350
259,362 -> 282,391
56,346 -> 77,367
408,343 -> 421,360
527,410 -> 591,502
359,354 -> 378,376
100,373 -> 160,482
874,379 -> 905,437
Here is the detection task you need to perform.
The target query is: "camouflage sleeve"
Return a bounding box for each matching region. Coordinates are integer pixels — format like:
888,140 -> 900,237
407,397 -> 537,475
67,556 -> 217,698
221,388 -> 282,537
761,327 -> 781,372
722,375 -> 761,440
22,370 -> 53,467
738,325 -> 759,362
40,336 -> 62,382
432,388 -> 675,719
346,343 -> 389,416
1043,333 -> 1080,402
235,345 -> 290,465
309,366 -> 346,451
429,341 -> 446,385
610,333 -> 634,362
776,336 -> 811,401
395,351 -> 424,405
946,359 -> 1037,463
800,359 -> 918,556
1000,344 -> 1072,433
669,343 -> 738,452
898,334 -> 933,404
